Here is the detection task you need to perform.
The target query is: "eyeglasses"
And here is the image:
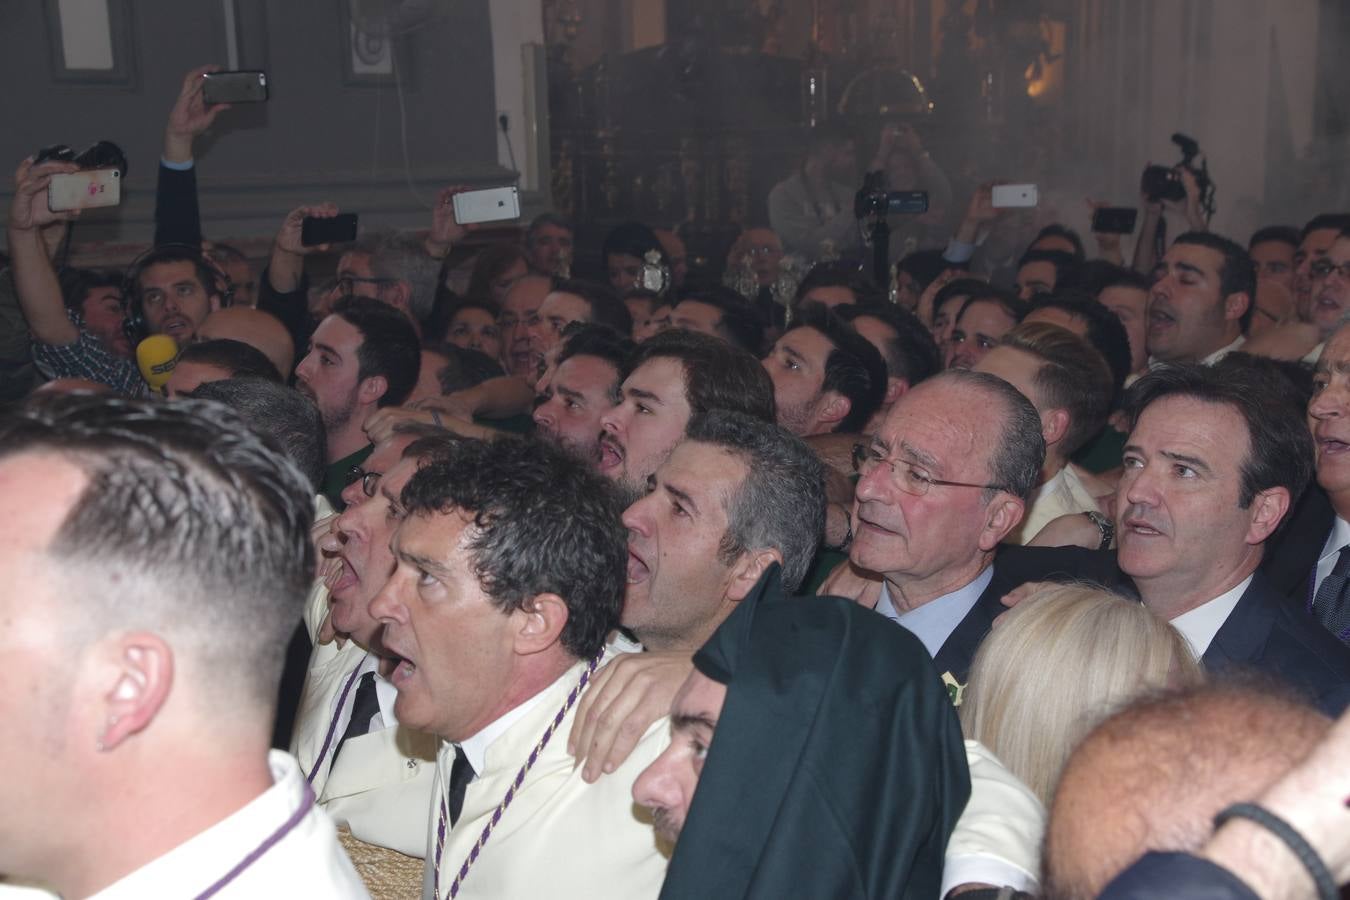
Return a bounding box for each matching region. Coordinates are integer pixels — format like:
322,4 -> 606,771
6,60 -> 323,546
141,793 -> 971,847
323,275 -> 398,296
1310,260 -> 1350,281
345,466 -> 380,498
852,443 -> 1005,497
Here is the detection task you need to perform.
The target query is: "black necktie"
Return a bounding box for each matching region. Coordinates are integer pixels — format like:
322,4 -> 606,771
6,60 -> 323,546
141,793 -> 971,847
1312,544 -> 1350,642
332,672 -> 380,766
447,745 -> 475,827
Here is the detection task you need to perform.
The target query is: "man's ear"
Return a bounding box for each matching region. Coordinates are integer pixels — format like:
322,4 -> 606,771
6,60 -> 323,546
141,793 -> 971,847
884,377 -> 911,406
1041,407 -> 1070,450
514,592 -> 568,656
978,494 -> 1026,551
1223,290 -> 1251,325
357,374 -> 389,407
99,633 -> 174,752
1245,486 -> 1290,545
726,548 -> 783,602
209,293 -> 222,314
383,282 -> 413,317
815,391 -> 851,430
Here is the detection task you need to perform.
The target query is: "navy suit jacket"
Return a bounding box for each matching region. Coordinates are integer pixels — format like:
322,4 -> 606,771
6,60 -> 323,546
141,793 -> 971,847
931,545 -> 1129,682
1204,572 -> 1350,716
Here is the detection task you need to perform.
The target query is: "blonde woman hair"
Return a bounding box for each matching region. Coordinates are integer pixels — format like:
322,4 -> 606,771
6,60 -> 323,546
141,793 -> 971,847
959,582 -> 1202,806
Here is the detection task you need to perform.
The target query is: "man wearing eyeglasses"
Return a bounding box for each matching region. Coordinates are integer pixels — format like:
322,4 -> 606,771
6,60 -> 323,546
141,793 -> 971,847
1309,231 -> 1350,347
289,429 -> 455,863
848,370 -> 1039,677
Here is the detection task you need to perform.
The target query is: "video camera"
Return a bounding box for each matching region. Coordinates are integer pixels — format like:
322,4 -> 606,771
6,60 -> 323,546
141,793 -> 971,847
854,171 -> 928,219
1140,133 -> 1214,220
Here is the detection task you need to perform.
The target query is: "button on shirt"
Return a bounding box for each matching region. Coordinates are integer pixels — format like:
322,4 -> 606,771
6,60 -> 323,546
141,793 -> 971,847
874,567 -> 995,659
1169,575 -> 1253,659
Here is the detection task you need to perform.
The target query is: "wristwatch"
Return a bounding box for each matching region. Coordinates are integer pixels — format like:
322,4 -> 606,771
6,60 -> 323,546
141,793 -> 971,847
1083,510 -> 1114,550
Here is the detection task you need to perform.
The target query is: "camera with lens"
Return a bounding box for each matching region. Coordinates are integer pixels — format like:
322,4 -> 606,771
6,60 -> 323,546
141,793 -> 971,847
33,140 -> 128,177
1140,133 -> 1214,218
854,170 -> 929,219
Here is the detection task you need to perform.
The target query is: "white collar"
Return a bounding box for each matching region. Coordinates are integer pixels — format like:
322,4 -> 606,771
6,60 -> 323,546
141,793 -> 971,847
455,689 -> 552,778
1148,334 -> 1246,369
1319,516 -> 1350,562
1168,574 -> 1253,659
90,752 -> 309,899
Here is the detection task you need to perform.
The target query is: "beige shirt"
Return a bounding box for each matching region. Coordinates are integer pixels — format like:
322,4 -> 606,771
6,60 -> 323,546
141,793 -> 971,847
1009,464 -> 1103,545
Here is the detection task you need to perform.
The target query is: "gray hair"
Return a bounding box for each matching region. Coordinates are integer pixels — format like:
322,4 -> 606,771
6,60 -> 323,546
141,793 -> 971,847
685,410 -> 827,592
937,369 -> 1045,502
367,232 -> 445,324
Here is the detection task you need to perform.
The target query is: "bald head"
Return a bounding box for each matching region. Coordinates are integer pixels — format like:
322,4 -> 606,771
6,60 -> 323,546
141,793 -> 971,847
1043,681 -> 1331,900
198,307 -> 296,379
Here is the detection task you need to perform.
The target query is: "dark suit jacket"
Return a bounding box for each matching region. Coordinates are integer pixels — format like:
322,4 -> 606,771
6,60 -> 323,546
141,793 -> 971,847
932,545 -> 1129,682
1260,482 -> 1335,608
1204,572 -> 1350,716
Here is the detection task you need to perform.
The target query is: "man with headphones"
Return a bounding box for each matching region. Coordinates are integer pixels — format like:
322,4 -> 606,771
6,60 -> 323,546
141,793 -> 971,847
8,157 -> 227,395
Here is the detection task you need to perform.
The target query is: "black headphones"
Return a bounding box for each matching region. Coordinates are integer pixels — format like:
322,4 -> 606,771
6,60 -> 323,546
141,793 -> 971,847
121,243 -> 234,344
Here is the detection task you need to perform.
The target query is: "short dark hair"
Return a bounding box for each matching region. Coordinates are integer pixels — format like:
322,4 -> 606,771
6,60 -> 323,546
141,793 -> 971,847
1124,364 -> 1313,512
0,394 -> 314,702
1171,231 -> 1256,332
525,212 -> 573,248
1301,213 -> 1350,241
556,322 -> 634,377
399,437 -> 627,659
895,249 -> 950,293
956,288 -> 1030,329
625,328 -> 776,424
1032,224 -> 1086,262
838,302 -> 941,386
934,370 -> 1045,502
127,245 -> 225,321
1016,249 -> 1081,296
999,322 -> 1114,457
1028,291 -> 1133,404
59,267 -> 124,316
784,302 -> 888,433
176,338 -> 282,383
551,278 -> 634,336
793,261 -> 876,306
1248,225 -> 1301,251
433,345 -> 505,395
602,221 -> 665,266
673,286 -> 766,355
332,296 -> 421,408
188,378 -> 326,490
686,411 -> 826,593
466,244 -> 529,304
1093,264 -> 1152,297
933,278 -> 990,320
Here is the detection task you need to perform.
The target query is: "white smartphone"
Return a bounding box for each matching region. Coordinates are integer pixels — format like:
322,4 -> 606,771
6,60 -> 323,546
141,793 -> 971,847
991,183 -> 1039,209
452,186 -> 521,225
48,169 -> 122,212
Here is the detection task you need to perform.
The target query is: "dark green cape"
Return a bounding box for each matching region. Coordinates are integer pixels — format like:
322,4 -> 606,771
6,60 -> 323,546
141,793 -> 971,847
659,565 -> 971,899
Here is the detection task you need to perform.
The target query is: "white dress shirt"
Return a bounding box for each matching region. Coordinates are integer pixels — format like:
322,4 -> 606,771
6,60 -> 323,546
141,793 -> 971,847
1169,575 -> 1254,658
942,741 -> 1045,896
875,566 -> 996,659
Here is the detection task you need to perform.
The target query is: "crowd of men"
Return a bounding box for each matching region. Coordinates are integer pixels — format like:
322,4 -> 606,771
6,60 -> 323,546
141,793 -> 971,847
1,64 -> 1349,900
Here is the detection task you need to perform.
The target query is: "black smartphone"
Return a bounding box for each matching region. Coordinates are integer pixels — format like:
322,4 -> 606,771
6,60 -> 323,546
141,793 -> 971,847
201,70 -> 268,105
301,213 -> 359,246
1092,206 -> 1138,235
